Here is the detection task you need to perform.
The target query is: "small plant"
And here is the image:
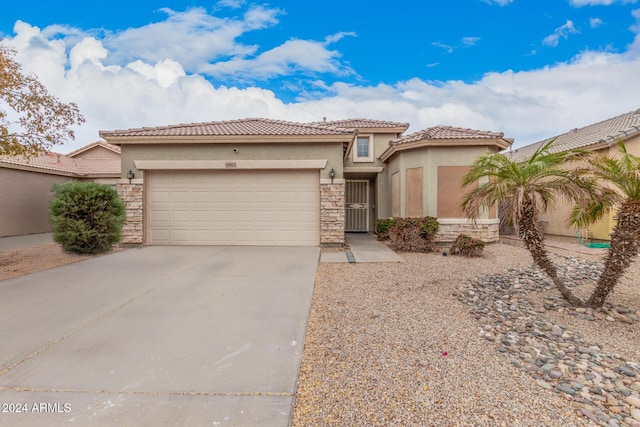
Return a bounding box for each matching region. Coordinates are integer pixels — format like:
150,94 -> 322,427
449,234 -> 485,257
375,217 -> 398,240
49,181 -> 125,254
386,216 -> 440,252
420,216 -> 440,239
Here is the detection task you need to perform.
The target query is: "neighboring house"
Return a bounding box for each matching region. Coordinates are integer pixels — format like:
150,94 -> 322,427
0,142 -> 121,237
100,118 -> 512,247
507,108 -> 640,241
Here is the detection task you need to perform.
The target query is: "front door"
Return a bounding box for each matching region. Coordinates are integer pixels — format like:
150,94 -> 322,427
346,180 -> 369,232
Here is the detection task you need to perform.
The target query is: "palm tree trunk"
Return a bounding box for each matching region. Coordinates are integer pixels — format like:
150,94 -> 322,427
519,200 -> 584,307
587,201 -> 640,308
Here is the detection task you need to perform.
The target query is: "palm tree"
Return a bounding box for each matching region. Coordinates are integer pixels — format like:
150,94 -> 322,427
461,140 -> 599,307
570,141 -> 640,308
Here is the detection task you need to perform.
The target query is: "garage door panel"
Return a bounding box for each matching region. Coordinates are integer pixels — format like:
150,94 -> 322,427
192,191 -> 212,203
149,170 -> 319,246
171,211 -> 191,223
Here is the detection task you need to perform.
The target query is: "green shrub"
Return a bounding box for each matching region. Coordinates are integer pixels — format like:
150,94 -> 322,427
386,216 -> 440,252
420,216 -> 440,238
375,217 -> 398,240
49,181 -> 125,254
449,234 -> 485,257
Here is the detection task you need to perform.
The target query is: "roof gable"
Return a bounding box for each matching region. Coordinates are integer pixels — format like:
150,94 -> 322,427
311,118 -> 410,133
67,141 -> 121,158
379,125 -> 513,161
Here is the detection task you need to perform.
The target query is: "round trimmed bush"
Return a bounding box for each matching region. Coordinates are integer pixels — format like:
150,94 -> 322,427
49,181 -> 125,254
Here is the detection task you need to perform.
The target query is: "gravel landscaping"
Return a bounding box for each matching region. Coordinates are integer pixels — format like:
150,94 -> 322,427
0,243 -> 95,281
292,243 -> 640,426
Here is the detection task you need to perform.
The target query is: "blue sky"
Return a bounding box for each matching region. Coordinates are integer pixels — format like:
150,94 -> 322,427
1,0 -> 640,152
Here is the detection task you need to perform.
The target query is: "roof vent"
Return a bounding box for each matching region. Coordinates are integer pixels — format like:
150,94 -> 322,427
571,128 -> 578,133
323,116 -> 327,122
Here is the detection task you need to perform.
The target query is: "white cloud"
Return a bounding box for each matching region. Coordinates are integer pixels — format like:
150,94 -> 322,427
590,17 -> 604,27
570,0 -> 637,6
432,41 -> 454,53
100,6 -> 280,70
543,20 -> 579,46
3,9 -> 640,154
482,0 -> 514,6
201,38 -> 355,80
216,0 -> 245,9
462,37 -> 481,46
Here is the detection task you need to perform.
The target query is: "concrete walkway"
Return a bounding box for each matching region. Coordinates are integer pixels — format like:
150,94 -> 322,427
320,233 -> 403,263
501,235 -> 609,257
0,233 -> 53,252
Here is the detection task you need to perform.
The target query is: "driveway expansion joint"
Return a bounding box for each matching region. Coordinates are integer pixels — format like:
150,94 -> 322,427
0,387 -> 293,397
0,286 -> 157,377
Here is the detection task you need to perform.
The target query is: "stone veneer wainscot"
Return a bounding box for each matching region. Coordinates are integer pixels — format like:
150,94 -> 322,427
116,180 -> 143,245
320,179 -> 345,245
435,219 -> 500,243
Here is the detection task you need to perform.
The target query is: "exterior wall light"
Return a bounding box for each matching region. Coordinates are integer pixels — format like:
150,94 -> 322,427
329,167 -> 336,184
127,170 -> 135,184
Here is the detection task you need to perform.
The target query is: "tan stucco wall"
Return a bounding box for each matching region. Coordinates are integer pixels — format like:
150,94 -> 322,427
120,142 -> 344,180
343,133 -> 398,169
542,134 -> 640,241
382,145 -> 496,218
0,167 -> 72,237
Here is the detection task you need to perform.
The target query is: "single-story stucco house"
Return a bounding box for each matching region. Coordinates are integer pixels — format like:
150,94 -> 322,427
100,118 -> 512,247
0,142 -> 121,237
507,108 -> 640,241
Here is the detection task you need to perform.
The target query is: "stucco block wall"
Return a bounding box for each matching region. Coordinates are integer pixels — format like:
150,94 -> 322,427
0,167 -> 72,237
120,143 -> 344,180
343,133 -> 399,169
384,145 -> 497,219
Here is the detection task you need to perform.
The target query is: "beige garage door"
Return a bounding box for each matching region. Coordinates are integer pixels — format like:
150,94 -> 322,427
148,170 -> 320,246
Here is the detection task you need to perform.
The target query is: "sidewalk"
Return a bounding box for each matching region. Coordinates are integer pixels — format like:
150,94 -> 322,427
320,233 -> 403,263
0,233 -> 53,252
500,234 -> 608,257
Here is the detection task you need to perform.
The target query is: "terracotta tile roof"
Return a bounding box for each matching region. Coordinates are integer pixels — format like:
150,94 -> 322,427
508,108 -> 640,162
379,125 -> 513,162
100,118 -> 355,138
0,152 -> 79,175
389,125 -> 513,146
74,158 -> 121,176
67,141 -> 121,157
312,118 -> 410,131
0,142 -> 121,177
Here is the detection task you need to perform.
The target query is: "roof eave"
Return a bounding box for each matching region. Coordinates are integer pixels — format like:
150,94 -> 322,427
0,161 -> 78,177
379,138 -> 512,162
100,134 -> 354,145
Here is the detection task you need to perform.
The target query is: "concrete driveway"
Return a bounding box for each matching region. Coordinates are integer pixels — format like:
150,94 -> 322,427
0,246 -> 319,426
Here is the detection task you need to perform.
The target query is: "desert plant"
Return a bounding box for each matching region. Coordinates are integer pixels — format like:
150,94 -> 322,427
375,217 -> 398,240
449,234 -> 485,257
49,181 -> 125,254
461,139 -> 607,307
386,217 -> 440,252
569,141 -> 640,308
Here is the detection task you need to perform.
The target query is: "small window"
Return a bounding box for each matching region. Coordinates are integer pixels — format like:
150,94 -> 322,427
353,135 -> 373,162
